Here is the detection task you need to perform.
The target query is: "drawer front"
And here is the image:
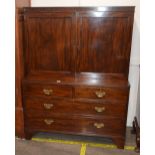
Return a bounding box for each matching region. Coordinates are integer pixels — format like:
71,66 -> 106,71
24,98 -> 74,117
24,97 -> 127,118
75,86 -> 129,101
25,116 -> 125,136
23,84 -> 72,98
74,100 -> 127,118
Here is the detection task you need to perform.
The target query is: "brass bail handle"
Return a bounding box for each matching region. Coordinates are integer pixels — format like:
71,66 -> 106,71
95,106 -> 105,113
94,123 -> 104,129
43,89 -> 53,96
95,89 -> 106,98
44,119 -> 54,125
43,103 -> 54,110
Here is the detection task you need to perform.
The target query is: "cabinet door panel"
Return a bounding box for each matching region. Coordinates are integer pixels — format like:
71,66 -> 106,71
24,12 -> 75,75
76,11 -> 134,75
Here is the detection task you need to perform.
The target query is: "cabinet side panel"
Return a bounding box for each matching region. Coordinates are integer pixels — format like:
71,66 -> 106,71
15,8 -> 26,138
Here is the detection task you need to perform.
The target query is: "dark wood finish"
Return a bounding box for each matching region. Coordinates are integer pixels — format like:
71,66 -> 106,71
23,84 -> 73,98
23,97 -> 127,118
22,7 -> 134,13
23,72 -> 129,87
76,11 -> 133,76
15,0 -> 30,138
75,86 -> 129,101
75,73 -> 129,87
23,11 -> 76,76
25,116 -> 125,136
112,137 -> 125,149
18,7 -> 135,149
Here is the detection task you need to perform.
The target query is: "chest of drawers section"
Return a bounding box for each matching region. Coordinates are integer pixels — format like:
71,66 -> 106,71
22,81 -> 129,149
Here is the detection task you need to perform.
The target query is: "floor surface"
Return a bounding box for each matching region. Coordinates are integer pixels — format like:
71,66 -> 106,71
16,128 -> 140,155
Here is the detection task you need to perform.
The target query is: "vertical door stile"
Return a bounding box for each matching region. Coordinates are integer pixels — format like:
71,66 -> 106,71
72,10 -> 77,76
76,10 -> 81,73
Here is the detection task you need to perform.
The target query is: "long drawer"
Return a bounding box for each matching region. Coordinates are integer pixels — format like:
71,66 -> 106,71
23,97 -> 127,118
25,116 -> 125,136
75,86 -> 129,101
22,84 -> 73,98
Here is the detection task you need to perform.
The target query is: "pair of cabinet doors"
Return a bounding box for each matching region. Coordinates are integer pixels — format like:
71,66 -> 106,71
23,8 -> 134,76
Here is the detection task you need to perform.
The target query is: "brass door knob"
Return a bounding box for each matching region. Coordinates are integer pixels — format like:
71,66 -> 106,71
43,103 -> 53,110
95,90 -> 106,98
95,107 -> 105,113
44,119 -> 54,125
94,123 -> 104,129
43,89 -> 53,96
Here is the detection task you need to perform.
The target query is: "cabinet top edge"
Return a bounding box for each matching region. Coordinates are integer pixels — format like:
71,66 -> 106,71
22,6 -> 135,12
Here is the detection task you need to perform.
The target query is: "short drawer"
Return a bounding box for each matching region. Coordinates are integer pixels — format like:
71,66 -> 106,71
24,97 -> 73,117
23,84 -> 72,98
23,98 -> 126,118
25,116 -> 125,136
74,100 -> 127,118
75,86 -> 129,101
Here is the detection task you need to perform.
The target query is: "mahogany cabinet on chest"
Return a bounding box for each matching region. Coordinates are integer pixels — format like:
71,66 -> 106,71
18,7 -> 134,149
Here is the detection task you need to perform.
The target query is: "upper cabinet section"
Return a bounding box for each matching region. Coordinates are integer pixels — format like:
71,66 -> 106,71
76,9 -> 134,75
22,7 -> 134,77
23,10 -> 76,75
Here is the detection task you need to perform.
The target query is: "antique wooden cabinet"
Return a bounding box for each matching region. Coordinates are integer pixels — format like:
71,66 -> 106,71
19,7 -> 134,149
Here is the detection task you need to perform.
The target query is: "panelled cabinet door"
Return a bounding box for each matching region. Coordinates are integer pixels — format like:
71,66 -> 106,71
24,11 -> 76,76
76,10 -> 134,76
